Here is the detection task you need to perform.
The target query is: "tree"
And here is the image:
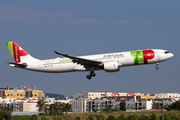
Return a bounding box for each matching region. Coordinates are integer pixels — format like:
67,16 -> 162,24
166,101 -> 180,111
49,102 -> 64,120
0,110 -> 11,120
106,115 -> 116,120
112,108 -> 119,112
86,115 -> 95,120
149,113 -> 160,120
76,117 -> 81,120
31,115 -> 38,120
170,114 -> 180,120
65,103 -> 72,112
152,101 -> 161,110
37,99 -> 46,111
139,114 -> 149,120
120,102 -> 126,111
41,115 -> 49,120
117,114 -> 126,120
44,104 -> 50,115
52,115 -> 62,120
102,105 -> 112,112
96,114 -> 105,120
127,114 -> 138,120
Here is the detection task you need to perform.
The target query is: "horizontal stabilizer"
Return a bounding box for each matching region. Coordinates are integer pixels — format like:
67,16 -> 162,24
7,62 -> 27,68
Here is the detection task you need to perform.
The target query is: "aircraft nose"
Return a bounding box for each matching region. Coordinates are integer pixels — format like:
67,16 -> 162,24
169,53 -> 174,58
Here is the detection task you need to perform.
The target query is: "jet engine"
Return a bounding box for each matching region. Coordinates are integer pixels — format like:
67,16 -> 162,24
103,61 -> 120,72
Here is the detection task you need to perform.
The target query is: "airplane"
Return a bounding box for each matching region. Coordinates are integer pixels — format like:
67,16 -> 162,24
6,41 -> 174,80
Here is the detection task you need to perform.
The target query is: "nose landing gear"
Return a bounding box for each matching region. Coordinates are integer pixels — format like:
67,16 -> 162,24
155,63 -> 159,70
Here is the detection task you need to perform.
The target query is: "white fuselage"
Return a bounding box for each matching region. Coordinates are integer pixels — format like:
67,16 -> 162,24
22,49 -> 173,73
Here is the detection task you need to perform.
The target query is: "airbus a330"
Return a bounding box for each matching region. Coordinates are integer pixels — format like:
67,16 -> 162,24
6,41 -> 173,80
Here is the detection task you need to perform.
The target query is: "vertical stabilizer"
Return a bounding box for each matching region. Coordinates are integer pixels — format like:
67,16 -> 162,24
6,41 -> 39,63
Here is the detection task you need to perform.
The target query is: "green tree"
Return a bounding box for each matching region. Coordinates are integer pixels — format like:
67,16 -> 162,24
139,114 -> 149,120
127,114 -> 138,120
152,101 -> 162,110
41,115 -> 49,120
106,115 -> 116,120
164,114 -> 172,120
65,103 -> 72,112
112,108 -> 119,112
103,105 -> 112,112
20,117 -> 25,120
44,104 -> 50,115
49,102 -> 63,115
52,115 -> 62,120
76,117 -> 81,120
96,114 -> 105,120
149,113 -> 160,120
120,102 -> 126,111
37,99 -> 46,111
166,101 -> 180,111
86,115 -> 95,120
0,110 -> 11,120
117,114 -> 126,120
171,114 -> 180,120
31,115 -> 38,120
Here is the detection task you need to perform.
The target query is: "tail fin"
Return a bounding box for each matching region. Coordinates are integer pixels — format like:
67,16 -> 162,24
6,41 -> 39,63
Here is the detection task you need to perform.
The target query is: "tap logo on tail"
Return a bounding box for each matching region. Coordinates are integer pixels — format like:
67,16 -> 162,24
6,42 -> 28,63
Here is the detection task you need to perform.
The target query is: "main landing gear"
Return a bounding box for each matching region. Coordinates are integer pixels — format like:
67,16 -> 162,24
86,72 -> 96,80
155,63 -> 159,70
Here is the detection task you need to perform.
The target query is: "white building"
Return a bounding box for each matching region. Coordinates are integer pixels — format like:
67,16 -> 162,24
73,92 -> 106,99
156,93 -> 180,100
72,99 -> 88,112
73,91 -> 131,99
71,98 -> 123,112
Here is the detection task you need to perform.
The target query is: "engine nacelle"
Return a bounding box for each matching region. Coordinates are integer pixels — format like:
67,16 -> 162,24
103,61 -> 120,72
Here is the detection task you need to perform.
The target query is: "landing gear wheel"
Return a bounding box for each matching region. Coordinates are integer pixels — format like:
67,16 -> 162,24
86,75 -> 91,80
156,66 -> 159,70
91,72 -> 96,77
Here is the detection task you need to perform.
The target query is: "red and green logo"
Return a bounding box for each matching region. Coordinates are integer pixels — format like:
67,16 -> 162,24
6,42 -> 28,63
130,50 -> 155,65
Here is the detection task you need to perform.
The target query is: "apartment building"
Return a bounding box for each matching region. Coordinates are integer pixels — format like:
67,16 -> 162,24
126,99 -> 153,110
0,86 -> 44,99
156,93 -> 180,100
71,98 -> 124,112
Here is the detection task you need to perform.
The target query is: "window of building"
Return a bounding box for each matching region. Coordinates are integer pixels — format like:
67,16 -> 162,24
17,94 -> 19,96
20,94 -> 22,96
7,94 -> 9,96
14,94 -> 16,96
11,94 -> 13,96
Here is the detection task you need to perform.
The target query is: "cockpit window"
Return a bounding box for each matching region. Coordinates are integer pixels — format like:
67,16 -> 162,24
164,51 -> 169,54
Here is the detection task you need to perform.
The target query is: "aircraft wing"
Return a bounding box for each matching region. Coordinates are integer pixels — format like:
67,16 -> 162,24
54,50 -> 102,67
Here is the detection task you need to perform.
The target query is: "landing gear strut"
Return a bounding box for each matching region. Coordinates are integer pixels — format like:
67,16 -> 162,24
86,71 -> 96,80
155,63 -> 159,70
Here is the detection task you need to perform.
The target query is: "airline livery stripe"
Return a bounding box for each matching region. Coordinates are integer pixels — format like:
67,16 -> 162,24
6,42 -> 14,58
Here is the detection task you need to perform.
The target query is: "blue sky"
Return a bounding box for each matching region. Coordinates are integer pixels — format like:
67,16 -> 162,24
1,1 -> 179,97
